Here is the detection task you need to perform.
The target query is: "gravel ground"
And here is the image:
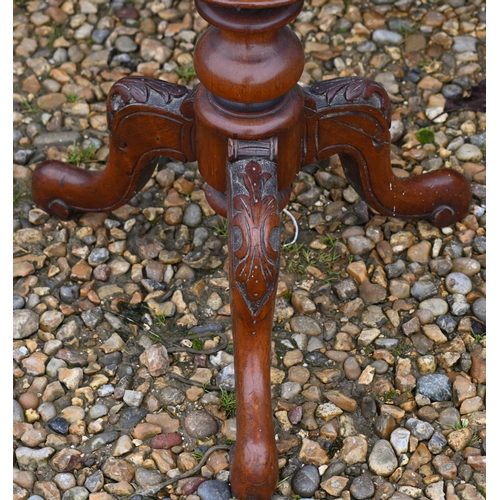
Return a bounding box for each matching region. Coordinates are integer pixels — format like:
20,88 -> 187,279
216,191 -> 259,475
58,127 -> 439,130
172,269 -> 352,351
13,0 -> 486,499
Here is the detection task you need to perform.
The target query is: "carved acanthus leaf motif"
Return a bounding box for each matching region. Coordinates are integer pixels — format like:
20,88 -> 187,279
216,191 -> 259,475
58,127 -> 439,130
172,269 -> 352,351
309,77 -> 391,124
107,77 -> 190,125
229,160 -> 280,316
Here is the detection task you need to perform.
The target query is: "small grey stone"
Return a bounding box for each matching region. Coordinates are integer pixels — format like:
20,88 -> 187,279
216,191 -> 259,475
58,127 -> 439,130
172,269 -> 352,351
428,431 -> 447,454
114,407 -> 148,431
115,35 -> 138,52
290,316 -> 322,335
385,260 -> 405,279
46,358 -> 67,378
291,465 -> 320,497
442,84 -> 463,99
84,470 -> 104,493
61,486 -> 90,500
83,431 -> 121,454
38,402 -> 57,422
470,132 -> 486,148
372,29 -> 403,45
15,447 -> 55,470
81,307 -> 103,329
304,351 -> 330,367
368,440 -> 398,477
443,240 -> 464,259
333,278 -> 358,301
372,359 -> 389,374
411,280 -> 438,301
14,294 -> 25,310
54,472 -> 77,491
88,248 -> 109,266
419,298 -> 449,316
472,237 -> 486,255
453,36 -> 477,53
183,203 -> 203,227
436,314 -> 457,334
281,382 -> 302,399
135,467 -> 164,486
184,410 -> 219,439
59,285 -> 80,303
124,390 -> 144,407
158,385 -> 185,405
417,374 -> 452,402
445,272 -> 472,295
88,403 -> 109,419
193,227 -> 210,247
429,257 -> 453,276
197,480 -> 232,500
14,400 -> 25,423
92,29 -> 111,44
390,120 -> 405,143
472,298 -> 486,322
14,309 -> 39,339
448,294 -> 470,316
215,363 -> 235,391
32,132 -> 82,148
14,149 -> 34,165
297,186 -> 321,206
48,417 -> 70,435
405,418 -> 434,440
350,475 -> 375,500
347,236 -> 375,255
97,384 -> 114,397
357,41 -> 377,53
455,144 -> 483,162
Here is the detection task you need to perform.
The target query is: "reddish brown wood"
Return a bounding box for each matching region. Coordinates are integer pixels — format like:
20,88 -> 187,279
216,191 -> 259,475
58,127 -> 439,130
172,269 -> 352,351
32,77 -> 196,219
30,0 -> 473,498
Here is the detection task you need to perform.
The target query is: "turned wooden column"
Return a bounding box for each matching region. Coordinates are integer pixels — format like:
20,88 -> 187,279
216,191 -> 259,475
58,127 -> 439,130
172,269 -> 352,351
192,2 -> 306,497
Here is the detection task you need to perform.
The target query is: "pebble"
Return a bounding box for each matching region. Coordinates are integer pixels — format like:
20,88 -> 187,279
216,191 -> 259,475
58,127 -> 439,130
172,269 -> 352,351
472,298 -> 486,322
184,410 -> 219,439
350,475 -> 375,500
417,374 -> 452,402
368,440 -> 398,477
291,465 -> 320,497
197,480 -> 232,500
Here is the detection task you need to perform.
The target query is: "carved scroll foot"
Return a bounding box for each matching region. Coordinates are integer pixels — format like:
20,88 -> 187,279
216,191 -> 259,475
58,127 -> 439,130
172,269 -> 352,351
302,77 -> 472,227
32,77 -> 196,219
227,158 -> 280,500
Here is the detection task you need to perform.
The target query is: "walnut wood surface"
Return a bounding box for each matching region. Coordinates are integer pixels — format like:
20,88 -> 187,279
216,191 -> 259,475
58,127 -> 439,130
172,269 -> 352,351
30,0 -> 473,498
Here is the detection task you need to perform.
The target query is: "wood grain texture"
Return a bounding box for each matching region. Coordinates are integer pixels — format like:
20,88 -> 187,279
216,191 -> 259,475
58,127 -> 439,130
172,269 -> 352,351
302,77 -> 471,227
32,77 -> 196,219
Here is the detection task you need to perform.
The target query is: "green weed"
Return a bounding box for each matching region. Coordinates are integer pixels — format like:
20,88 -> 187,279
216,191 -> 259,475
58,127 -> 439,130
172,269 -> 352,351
66,92 -> 80,103
191,337 -> 204,351
416,127 -> 435,145
67,142 -> 96,167
378,389 -> 399,403
214,219 -> 228,239
175,64 -> 197,81
20,98 -> 41,114
219,388 -> 237,418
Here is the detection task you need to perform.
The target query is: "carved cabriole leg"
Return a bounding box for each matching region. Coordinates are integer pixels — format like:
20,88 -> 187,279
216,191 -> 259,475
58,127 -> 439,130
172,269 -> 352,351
302,77 -> 472,227
227,157 -> 280,500
31,77 -> 196,219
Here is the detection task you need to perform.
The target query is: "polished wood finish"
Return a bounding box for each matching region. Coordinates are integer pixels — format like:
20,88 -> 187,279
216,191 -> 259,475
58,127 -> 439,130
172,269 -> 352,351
31,0 -> 472,498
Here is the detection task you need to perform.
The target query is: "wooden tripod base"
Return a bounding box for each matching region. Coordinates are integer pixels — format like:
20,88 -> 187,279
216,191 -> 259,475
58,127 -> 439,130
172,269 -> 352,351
31,1 -> 472,499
